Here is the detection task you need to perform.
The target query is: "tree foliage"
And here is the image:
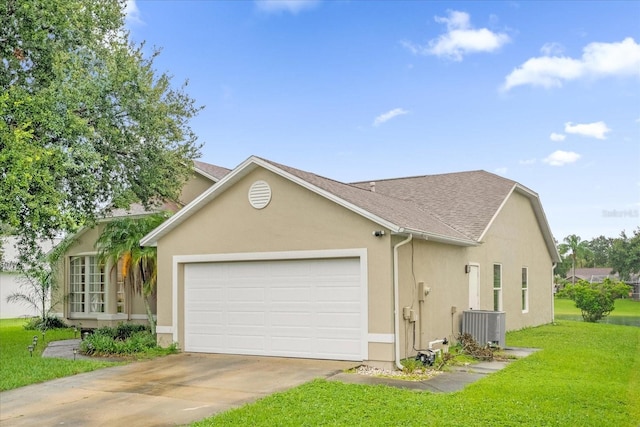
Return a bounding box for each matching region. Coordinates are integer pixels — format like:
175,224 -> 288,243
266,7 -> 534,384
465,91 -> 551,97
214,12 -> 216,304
558,235 -> 592,283
609,228 -> 640,281
561,278 -> 632,322
1,0 -> 201,260
95,212 -> 170,334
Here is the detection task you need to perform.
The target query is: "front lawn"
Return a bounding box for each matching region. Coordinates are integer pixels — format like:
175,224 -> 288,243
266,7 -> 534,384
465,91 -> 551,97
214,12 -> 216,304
0,318 -> 118,391
194,320 -> 640,426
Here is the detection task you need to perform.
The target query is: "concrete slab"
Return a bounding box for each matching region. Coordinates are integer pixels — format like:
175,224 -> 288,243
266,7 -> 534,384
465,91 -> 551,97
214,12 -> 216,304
328,346 -> 539,393
0,352 -> 357,427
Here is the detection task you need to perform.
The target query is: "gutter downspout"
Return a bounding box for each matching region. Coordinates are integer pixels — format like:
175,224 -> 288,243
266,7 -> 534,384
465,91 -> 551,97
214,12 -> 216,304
393,234 -> 413,370
551,263 -> 557,322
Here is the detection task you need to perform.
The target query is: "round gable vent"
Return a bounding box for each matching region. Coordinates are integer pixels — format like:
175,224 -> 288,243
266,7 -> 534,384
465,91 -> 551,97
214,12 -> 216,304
248,180 -> 272,209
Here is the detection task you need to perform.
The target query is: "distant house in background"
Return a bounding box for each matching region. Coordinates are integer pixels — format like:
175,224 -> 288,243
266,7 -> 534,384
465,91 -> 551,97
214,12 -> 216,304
566,267 -> 640,300
50,161 -> 230,329
0,237 -> 60,319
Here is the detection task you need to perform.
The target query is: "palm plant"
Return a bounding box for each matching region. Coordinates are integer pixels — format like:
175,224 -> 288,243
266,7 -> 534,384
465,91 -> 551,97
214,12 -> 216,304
95,212 -> 170,334
558,234 -> 592,284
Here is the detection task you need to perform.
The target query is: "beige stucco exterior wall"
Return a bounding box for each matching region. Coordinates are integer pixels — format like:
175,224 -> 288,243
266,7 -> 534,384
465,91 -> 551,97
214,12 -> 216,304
155,167 -> 396,362
394,191 -> 554,360
179,173 -> 214,206
466,191 -> 554,330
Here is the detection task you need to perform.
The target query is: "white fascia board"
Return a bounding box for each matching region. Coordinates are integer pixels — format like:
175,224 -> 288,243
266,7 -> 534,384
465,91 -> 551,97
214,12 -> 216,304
250,157 -> 402,233
478,184 -> 561,263
193,166 -> 219,183
140,157 -> 260,247
515,185 -> 561,263
141,156 -> 403,246
400,227 -> 477,247
478,185 -> 516,242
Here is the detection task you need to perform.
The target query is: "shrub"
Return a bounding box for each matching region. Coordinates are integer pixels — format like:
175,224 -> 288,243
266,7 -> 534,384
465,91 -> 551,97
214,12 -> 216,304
80,323 -> 156,356
23,316 -> 67,331
567,278 -> 632,322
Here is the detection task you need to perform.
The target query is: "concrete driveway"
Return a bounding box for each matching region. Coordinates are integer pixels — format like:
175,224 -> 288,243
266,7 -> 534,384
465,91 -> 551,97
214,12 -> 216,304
0,353 -> 356,426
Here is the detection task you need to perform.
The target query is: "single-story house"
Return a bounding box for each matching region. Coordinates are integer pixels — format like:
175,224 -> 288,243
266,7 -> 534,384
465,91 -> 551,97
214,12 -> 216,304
50,161 -> 231,328
141,156 -> 560,368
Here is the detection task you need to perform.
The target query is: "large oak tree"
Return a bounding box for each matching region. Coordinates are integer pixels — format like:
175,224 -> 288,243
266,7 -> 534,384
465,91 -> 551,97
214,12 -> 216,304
1,0 -> 201,259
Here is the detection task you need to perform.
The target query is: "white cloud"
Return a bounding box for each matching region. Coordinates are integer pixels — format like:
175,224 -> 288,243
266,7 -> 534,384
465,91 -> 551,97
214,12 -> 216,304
402,10 -> 510,61
494,167 -> 508,175
503,37 -> 640,90
550,132 -> 566,142
564,121 -> 611,139
373,108 -> 409,127
519,158 -> 536,165
543,150 -> 581,166
255,0 -> 320,14
124,0 -> 143,25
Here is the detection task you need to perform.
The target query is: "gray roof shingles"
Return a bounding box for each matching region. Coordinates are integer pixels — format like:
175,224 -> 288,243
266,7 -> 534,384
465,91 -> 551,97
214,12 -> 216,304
194,160 -> 231,181
262,159 -> 478,243
351,171 -> 518,241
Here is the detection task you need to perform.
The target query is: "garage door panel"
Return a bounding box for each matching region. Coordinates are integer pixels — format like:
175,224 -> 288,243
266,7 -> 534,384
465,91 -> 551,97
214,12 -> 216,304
228,336 -> 265,351
185,257 -> 364,361
317,313 -> 360,328
271,336 -> 311,352
271,312 -> 311,326
227,312 -> 265,326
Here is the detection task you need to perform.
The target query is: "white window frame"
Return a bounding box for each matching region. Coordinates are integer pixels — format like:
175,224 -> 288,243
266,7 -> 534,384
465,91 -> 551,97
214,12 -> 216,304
69,255 -> 106,317
493,263 -> 502,311
522,267 -> 529,313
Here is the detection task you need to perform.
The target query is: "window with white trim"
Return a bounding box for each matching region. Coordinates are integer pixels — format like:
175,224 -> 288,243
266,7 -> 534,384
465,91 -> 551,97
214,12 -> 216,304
493,264 -> 502,311
69,255 -> 105,315
116,258 -> 126,314
522,267 -> 529,312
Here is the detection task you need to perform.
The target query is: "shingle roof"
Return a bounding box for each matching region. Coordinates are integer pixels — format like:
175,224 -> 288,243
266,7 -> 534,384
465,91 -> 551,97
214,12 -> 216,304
142,155 -> 560,262
194,160 -> 231,181
262,159 -> 479,244
351,171 -> 518,241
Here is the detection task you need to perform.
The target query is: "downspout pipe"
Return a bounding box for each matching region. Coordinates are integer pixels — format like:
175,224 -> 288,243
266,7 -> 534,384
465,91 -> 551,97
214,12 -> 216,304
551,263 -> 557,322
393,233 -> 413,370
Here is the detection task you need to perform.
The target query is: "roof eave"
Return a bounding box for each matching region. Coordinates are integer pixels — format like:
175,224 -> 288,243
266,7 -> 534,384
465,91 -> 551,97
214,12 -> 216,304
395,228 -> 478,247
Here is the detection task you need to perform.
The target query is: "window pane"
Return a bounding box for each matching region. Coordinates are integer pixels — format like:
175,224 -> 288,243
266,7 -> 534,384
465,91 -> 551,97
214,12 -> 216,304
69,257 -> 85,313
493,264 -> 501,289
494,290 -> 500,311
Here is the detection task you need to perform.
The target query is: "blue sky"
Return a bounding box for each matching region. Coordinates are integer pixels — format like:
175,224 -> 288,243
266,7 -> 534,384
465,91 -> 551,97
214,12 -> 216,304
125,0 -> 639,241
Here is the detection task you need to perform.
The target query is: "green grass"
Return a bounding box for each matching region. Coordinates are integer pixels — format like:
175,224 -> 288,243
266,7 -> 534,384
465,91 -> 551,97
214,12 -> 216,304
555,297 -> 640,326
0,318 -> 121,391
194,321 -> 640,426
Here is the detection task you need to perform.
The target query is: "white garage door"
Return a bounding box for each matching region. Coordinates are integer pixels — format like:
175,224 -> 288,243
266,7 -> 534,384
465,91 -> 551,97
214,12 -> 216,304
184,257 -> 364,361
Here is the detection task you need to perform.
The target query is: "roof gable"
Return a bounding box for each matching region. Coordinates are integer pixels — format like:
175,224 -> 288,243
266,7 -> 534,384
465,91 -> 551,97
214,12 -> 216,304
141,156 -> 560,262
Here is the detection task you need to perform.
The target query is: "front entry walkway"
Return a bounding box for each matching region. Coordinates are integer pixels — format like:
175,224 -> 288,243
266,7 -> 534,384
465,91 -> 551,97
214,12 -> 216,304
0,353 -> 357,426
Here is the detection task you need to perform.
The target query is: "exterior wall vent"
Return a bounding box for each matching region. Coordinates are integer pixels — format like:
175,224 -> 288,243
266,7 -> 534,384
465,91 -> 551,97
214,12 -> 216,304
248,180 -> 272,209
462,310 -> 506,347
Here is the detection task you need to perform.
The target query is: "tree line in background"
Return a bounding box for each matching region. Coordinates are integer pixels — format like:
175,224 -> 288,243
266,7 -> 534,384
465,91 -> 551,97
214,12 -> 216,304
555,227 -> 640,283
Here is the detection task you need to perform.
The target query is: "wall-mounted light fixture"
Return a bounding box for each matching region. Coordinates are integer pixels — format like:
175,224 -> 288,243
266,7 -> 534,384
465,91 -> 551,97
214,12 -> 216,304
372,230 -> 385,237
465,264 -> 471,274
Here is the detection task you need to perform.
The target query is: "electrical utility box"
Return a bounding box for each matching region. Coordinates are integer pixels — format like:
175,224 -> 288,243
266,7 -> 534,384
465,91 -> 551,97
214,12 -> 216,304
461,310 -> 506,348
